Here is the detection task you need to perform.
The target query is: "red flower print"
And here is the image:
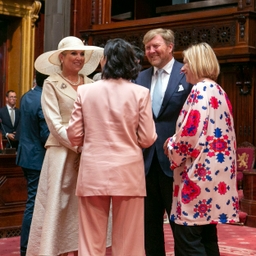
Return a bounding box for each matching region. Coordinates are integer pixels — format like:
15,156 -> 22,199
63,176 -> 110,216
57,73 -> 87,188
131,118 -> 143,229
174,185 -> 179,197
181,177 -> 201,204
178,143 -> 189,154
181,110 -> 200,137
187,90 -> 200,104
191,148 -> 200,158
193,199 -> 212,218
202,118 -> 209,135
173,142 -> 193,158
210,138 -> 227,152
176,202 -> 182,219
218,182 -> 227,195
210,96 -> 219,109
206,136 -> 214,141
205,129 -> 232,163
194,163 -> 211,181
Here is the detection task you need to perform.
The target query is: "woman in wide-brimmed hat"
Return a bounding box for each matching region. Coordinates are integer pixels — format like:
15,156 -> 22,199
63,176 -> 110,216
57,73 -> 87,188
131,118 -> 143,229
26,36 -> 103,256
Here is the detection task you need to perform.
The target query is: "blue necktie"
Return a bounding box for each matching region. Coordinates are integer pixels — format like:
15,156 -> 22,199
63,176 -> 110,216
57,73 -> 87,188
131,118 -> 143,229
152,69 -> 163,117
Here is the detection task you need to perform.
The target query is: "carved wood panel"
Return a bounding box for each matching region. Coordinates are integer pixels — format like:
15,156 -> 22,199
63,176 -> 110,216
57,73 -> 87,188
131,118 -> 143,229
219,64 -> 255,146
0,155 -> 26,236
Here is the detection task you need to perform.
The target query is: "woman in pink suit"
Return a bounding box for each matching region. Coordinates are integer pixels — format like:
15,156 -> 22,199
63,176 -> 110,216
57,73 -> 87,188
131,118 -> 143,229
67,38 -> 157,256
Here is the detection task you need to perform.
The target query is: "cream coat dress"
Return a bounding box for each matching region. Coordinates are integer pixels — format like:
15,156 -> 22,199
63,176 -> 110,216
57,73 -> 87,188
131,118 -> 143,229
27,73 -> 93,256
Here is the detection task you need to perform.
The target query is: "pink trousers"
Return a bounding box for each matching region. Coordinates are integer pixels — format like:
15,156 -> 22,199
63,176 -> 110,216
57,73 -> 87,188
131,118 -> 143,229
78,196 -> 144,256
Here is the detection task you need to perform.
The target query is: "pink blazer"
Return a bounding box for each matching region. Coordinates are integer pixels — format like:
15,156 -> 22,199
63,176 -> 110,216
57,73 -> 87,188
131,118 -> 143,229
67,78 -> 157,197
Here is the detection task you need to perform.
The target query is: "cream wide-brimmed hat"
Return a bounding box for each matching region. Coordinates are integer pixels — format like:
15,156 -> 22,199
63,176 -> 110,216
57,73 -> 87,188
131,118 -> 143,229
34,36 -> 104,76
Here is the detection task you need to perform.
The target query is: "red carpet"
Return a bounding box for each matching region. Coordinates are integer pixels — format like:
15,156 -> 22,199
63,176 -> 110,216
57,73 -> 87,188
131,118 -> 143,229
0,224 -> 256,255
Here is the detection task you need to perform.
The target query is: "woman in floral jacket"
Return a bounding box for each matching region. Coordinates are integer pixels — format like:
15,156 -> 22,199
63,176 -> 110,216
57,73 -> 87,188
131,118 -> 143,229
164,42 -> 239,256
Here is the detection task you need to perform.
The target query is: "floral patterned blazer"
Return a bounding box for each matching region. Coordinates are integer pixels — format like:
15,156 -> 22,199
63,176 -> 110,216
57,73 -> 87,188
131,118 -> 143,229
167,80 -> 239,226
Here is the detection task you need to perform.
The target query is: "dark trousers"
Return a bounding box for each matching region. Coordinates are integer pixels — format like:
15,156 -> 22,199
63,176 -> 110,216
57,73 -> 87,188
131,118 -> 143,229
144,153 -> 174,256
174,223 -> 220,256
20,168 -> 40,256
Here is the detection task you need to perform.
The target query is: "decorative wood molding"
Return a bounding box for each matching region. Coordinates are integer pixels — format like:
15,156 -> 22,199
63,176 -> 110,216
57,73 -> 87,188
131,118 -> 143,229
91,0 -> 96,24
20,1 -> 41,95
238,0 -> 243,9
30,1 -> 41,27
236,65 -> 252,95
238,15 -> 246,38
87,22 -> 236,51
0,0 -> 40,100
0,1 -> 32,17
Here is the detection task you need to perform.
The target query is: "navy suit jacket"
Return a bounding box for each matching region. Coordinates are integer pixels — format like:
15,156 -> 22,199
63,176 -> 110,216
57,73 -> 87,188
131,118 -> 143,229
0,105 -> 20,148
135,60 -> 192,177
16,86 -> 49,171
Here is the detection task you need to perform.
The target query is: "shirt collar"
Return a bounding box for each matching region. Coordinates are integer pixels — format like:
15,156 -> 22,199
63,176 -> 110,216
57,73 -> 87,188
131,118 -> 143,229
153,58 -> 175,76
6,104 -> 14,110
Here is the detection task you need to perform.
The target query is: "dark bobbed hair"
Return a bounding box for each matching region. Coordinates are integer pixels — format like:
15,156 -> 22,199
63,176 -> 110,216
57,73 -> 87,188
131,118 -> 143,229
102,38 -> 141,80
36,70 -> 48,87
132,45 -> 144,64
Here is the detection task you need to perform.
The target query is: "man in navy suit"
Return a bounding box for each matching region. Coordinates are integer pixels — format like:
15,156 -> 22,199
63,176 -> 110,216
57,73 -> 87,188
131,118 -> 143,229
135,28 -> 192,256
16,71 -> 49,256
0,90 -> 20,148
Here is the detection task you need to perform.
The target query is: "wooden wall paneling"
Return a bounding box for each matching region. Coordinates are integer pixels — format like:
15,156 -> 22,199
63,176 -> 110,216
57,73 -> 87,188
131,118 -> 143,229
79,2 -> 256,146
135,0 -> 156,20
71,0 -> 93,37
0,155 -> 26,236
82,7 -> 239,58
241,170 -> 256,227
71,0 -> 112,42
238,0 -> 256,11
0,20 -> 7,107
219,64 -> 255,145
101,0 -> 112,25
248,13 -> 256,47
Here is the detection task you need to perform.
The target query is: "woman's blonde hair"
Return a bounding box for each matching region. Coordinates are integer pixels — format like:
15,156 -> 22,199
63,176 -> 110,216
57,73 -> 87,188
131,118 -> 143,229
183,42 -> 220,81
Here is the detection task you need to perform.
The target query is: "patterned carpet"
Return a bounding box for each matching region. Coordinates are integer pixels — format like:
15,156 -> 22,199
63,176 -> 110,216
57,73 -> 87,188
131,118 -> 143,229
0,224 -> 256,255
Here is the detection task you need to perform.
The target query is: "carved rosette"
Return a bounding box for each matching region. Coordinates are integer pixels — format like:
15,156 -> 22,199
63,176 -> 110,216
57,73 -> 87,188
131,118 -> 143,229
174,23 -> 236,49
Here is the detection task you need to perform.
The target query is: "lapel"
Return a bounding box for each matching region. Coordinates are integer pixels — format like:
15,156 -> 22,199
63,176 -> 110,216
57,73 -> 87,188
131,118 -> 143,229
143,67 -> 154,90
51,73 -> 77,101
14,108 -> 19,127
3,106 -> 12,127
158,60 -> 184,117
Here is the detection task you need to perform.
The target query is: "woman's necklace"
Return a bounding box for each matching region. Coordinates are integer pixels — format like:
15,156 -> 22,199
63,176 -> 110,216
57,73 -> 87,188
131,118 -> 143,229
60,73 -> 81,86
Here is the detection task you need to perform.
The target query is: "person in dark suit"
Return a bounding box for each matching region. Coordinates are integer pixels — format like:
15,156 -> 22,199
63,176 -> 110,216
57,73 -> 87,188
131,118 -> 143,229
0,90 -> 20,149
16,71 -> 49,256
134,28 -> 192,256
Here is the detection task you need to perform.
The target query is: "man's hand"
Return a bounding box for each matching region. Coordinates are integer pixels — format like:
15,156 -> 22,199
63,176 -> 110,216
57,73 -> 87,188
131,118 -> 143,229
7,133 -> 16,141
